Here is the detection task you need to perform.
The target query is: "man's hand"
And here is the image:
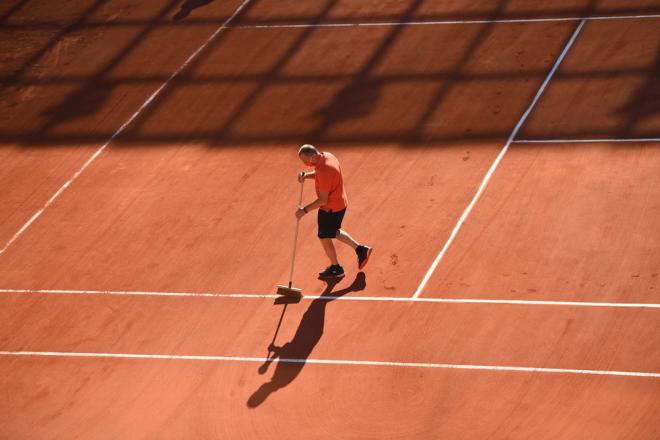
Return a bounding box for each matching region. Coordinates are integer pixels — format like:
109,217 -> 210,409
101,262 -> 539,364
297,171 -> 306,183
295,207 -> 306,220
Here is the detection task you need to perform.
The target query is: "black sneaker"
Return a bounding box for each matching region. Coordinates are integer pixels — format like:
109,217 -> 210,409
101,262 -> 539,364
356,245 -> 373,270
318,264 -> 345,279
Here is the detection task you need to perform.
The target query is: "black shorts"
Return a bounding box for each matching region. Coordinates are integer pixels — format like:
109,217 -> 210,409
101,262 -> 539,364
317,208 -> 346,239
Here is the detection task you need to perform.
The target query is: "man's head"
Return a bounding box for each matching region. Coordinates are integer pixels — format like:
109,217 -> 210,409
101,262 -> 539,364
298,144 -> 320,167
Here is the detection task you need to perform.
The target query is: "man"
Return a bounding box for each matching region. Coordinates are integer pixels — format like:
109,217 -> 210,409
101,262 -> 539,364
295,144 -> 372,280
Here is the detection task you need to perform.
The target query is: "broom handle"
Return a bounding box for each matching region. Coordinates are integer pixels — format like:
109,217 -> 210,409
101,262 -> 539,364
288,175 -> 305,287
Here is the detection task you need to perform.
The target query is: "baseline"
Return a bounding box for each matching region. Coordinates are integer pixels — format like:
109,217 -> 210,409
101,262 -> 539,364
1,288 -> 659,309
1,350 -> 659,378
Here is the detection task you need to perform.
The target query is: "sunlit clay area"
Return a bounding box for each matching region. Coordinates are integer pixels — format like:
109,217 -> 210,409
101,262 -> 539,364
1,0 -> 659,438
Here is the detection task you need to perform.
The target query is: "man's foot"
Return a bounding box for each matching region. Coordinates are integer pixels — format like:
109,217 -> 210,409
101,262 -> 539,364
356,245 -> 373,270
318,264 -> 345,280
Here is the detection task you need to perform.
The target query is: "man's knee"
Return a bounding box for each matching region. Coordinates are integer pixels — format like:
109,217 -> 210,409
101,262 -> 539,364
317,232 -> 340,240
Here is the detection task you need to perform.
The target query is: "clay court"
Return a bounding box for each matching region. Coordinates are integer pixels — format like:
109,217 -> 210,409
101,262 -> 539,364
1,0 -> 660,438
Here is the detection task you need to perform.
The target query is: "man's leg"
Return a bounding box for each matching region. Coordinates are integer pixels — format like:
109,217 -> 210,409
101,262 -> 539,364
336,229 -> 359,250
320,238 -> 339,265
317,210 -> 346,279
337,228 -> 373,270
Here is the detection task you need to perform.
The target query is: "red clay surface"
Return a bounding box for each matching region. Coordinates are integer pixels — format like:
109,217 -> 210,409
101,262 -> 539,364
1,293 -> 660,438
2,293 -> 660,371
0,22 -> 577,296
121,22 -> 575,145
1,0 -> 244,143
0,144 -> 503,295
0,146 -> 97,246
0,0 -> 245,248
1,0 -> 659,438
423,142 -> 660,302
520,18 -> 660,140
3,357 -> 658,439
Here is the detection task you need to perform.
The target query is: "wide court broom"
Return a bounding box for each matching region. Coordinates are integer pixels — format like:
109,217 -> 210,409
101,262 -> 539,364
276,173 -> 305,299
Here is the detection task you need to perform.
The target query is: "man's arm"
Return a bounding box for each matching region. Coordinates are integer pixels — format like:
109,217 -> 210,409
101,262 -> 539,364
304,191 -> 328,212
298,170 -> 316,182
296,191 -> 328,219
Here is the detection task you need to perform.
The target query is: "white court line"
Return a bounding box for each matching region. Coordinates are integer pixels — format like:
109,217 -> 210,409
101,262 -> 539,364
231,14 -> 660,29
412,20 -> 587,299
1,350 -> 658,378
0,0 -> 254,258
1,288 -> 659,309
513,138 -> 660,144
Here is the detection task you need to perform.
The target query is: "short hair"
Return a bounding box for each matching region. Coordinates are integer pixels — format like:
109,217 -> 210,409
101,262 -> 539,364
298,144 -> 319,157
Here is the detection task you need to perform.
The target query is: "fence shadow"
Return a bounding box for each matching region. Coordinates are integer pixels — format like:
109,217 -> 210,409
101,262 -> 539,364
1,0 -> 658,148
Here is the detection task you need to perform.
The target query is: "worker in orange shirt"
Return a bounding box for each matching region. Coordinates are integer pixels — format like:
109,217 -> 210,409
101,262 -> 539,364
295,144 -> 373,280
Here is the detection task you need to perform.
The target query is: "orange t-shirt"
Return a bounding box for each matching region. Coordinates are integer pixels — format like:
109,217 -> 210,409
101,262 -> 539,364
315,152 -> 348,212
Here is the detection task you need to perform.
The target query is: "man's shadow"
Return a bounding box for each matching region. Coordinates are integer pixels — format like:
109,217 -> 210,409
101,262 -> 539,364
173,0 -> 213,21
247,272 -> 367,408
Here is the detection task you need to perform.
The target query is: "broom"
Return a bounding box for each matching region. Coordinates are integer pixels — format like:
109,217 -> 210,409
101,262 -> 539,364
276,174 -> 305,298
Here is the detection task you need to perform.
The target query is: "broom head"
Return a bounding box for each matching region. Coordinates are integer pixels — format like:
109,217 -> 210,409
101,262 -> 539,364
276,284 -> 302,299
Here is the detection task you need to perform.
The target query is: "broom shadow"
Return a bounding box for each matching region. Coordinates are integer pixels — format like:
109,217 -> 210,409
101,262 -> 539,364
247,272 -> 367,408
